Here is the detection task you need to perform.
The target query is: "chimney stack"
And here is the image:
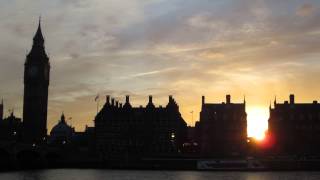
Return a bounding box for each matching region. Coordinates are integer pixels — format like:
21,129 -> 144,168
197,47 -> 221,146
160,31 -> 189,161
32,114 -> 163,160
106,95 -> 110,105
289,94 -> 295,104
202,96 -> 205,105
149,95 -> 153,103
126,95 -> 130,103
123,95 -> 132,108
111,98 -> 115,106
226,94 -> 231,104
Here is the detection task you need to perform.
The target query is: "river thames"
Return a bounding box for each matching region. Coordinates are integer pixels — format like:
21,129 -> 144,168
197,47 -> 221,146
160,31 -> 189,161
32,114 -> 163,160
1,169 -> 320,180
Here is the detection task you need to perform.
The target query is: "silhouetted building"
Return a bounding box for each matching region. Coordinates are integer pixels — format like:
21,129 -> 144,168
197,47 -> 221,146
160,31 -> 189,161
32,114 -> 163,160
49,113 -> 75,146
48,113 -> 95,155
269,94 -> 320,156
23,19 -> 50,143
196,95 -> 247,157
0,112 -> 22,141
181,126 -> 199,154
95,95 -> 187,162
72,126 -> 95,153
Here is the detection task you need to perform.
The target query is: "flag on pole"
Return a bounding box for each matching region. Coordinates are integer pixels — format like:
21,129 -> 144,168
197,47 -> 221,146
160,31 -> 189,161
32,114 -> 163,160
95,94 -> 99,102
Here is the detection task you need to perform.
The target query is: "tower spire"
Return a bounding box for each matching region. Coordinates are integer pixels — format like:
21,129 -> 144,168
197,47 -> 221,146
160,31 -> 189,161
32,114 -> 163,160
61,112 -> 66,123
33,16 -> 44,43
27,17 -> 48,61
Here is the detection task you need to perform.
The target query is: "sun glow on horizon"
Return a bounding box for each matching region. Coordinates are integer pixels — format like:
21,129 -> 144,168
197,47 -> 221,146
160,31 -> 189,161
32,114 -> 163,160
247,107 -> 269,141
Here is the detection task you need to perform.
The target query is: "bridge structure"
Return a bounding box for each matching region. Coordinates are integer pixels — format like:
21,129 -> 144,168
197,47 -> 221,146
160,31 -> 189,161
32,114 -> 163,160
0,140 -> 61,169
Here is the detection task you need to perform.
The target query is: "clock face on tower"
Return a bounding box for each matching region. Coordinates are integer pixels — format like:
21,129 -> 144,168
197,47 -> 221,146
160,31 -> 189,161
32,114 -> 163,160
28,66 -> 38,77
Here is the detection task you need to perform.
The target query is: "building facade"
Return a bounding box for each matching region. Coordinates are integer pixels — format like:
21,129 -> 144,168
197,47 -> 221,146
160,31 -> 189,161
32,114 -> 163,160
95,95 -> 187,162
49,113 -> 75,146
0,112 -> 22,141
268,94 -> 320,155
196,95 -> 247,157
23,19 -> 50,143
49,113 -> 95,154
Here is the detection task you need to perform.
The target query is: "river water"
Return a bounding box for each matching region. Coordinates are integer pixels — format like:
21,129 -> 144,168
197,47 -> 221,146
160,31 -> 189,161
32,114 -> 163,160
1,169 -> 320,180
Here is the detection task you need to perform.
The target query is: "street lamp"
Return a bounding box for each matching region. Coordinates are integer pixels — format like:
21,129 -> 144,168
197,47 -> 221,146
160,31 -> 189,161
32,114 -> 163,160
171,133 -> 175,139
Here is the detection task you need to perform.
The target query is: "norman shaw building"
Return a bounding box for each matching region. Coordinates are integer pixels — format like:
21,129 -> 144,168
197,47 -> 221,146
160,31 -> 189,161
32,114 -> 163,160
95,95 -> 187,163
195,95 -> 247,157
268,94 -> 320,156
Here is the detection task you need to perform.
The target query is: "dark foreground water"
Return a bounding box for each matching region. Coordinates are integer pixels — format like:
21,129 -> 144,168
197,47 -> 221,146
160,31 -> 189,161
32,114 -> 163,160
1,169 -> 320,180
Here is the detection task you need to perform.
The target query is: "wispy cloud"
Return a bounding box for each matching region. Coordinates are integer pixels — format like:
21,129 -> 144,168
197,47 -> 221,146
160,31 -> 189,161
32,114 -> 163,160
0,0 -> 320,134
121,67 -> 177,79
296,3 -> 316,17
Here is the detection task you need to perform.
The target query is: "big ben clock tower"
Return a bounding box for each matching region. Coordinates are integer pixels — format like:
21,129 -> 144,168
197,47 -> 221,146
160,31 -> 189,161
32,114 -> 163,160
23,19 -> 50,143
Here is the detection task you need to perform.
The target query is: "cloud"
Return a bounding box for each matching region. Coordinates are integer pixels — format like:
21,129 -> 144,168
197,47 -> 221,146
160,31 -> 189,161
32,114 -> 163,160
296,3 -> 316,17
198,51 -> 225,60
122,67 -> 177,79
187,13 -> 227,30
1,0 -> 320,135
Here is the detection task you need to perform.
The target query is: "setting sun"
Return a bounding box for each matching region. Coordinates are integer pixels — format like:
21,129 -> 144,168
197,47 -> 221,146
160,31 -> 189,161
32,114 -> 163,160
247,107 -> 269,141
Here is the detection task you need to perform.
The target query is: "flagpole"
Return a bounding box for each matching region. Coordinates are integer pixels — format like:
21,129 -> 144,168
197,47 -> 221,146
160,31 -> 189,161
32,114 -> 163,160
190,111 -> 194,127
95,94 -> 100,115
192,111 -> 194,126
97,99 -> 99,115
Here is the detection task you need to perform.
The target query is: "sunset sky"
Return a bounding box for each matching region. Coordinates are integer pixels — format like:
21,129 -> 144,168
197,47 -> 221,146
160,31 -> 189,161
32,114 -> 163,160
0,0 -> 320,139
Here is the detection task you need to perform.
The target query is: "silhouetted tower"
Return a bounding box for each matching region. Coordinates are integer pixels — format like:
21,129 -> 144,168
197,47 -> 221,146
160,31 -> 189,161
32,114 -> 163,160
23,18 -> 50,143
0,99 -> 3,120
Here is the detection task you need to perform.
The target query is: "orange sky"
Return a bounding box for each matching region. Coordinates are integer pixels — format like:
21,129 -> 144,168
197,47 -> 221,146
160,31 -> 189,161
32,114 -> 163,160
0,0 -> 320,139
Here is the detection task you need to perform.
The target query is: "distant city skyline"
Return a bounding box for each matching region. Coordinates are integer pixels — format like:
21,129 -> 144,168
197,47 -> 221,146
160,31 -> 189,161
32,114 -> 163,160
0,0 -> 320,139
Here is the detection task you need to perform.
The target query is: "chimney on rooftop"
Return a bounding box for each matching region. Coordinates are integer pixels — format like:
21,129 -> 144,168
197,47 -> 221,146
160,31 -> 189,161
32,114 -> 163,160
202,96 -> 205,105
289,94 -> 295,104
226,94 -> 231,104
111,98 -> 115,106
106,95 -> 110,105
126,95 -> 130,103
